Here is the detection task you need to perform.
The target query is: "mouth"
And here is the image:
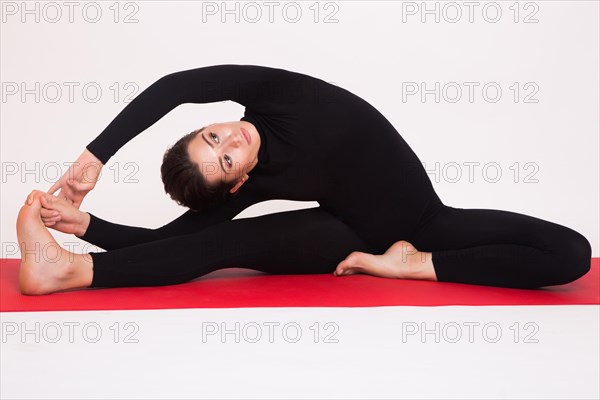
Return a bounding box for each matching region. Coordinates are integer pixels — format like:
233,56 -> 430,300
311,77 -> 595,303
241,127 -> 251,145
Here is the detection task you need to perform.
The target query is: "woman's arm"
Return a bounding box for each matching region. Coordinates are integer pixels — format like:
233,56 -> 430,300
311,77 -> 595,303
86,64 -> 300,165
46,148 -> 104,209
75,188 -> 265,251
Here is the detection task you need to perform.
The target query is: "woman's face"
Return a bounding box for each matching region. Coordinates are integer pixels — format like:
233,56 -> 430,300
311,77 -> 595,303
187,121 -> 261,193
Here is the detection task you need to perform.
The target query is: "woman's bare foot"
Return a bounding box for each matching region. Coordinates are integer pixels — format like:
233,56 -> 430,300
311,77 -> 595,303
40,192 -> 90,236
334,240 -> 437,281
16,190 -> 93,295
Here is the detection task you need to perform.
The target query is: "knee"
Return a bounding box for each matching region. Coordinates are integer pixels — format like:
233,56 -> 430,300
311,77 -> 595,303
553,228 -> 592,284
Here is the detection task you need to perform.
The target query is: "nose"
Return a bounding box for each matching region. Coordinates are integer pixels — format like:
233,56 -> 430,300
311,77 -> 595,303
226,132 -> 243,147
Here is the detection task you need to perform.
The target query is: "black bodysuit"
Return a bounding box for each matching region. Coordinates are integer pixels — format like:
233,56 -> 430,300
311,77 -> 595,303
78,64 -> 591,289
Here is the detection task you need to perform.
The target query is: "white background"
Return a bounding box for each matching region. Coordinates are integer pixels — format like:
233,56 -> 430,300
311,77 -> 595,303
1,2 -> 599,399
1,1 -> 598,255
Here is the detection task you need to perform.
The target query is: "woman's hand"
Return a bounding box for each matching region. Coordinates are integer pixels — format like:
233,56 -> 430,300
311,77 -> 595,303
39,192 -> 91,237
47,148 -> 104,208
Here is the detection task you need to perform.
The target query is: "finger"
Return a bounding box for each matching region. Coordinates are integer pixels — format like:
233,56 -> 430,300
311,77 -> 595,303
67,179 -> 95,192
40,209 -> 60,219
45,221 -> 57,227
40,208 -> 59,218
42,216 -> 61,223
47,179 -> 63,195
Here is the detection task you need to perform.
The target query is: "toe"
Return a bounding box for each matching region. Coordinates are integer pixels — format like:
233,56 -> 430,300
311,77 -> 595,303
334,264 -> 344,276
335,259 -> 351,276
26,190 -> 45,206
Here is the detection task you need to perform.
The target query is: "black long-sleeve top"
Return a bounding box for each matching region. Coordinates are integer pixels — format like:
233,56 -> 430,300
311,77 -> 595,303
79,64 -> 442,254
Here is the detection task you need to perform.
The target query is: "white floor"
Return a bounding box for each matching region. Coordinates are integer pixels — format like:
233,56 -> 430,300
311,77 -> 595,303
1,305 -> 599,399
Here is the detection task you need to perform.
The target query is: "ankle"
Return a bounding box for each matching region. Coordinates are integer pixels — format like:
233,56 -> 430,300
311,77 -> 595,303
76,212 -> 91,237
63,253 -> 94,289
408,252 -> 437,281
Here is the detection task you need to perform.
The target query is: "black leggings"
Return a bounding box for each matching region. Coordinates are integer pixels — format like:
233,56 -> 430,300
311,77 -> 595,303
87,205 -> 592,290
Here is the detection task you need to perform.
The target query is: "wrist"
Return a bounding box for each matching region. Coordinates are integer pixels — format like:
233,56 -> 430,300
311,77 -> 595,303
83,148 -> 104,167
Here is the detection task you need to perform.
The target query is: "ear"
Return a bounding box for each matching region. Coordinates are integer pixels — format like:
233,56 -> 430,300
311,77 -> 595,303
229,174 -> 249,194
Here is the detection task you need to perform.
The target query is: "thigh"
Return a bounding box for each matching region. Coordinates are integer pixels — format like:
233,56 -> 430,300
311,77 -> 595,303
410,205 -> 585,254
408,205 -> 592,288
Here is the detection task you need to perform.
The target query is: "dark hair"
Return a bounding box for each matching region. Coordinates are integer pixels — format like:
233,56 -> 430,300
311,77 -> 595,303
161,127 -> 239,211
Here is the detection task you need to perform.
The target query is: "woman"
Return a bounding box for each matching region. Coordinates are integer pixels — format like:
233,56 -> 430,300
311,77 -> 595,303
17,64 -> 591,295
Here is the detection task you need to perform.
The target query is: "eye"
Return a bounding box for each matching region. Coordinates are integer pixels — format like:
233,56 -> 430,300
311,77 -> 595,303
208,132 -> 232,169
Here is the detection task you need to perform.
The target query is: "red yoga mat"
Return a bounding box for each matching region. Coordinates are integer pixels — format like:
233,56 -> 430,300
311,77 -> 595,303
1,258 -> 598,312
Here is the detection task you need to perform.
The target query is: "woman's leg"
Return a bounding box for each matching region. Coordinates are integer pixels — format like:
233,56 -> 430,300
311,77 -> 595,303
87,206 -> 370,288
408,205 -> 592,289
18,195 -> 371,292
